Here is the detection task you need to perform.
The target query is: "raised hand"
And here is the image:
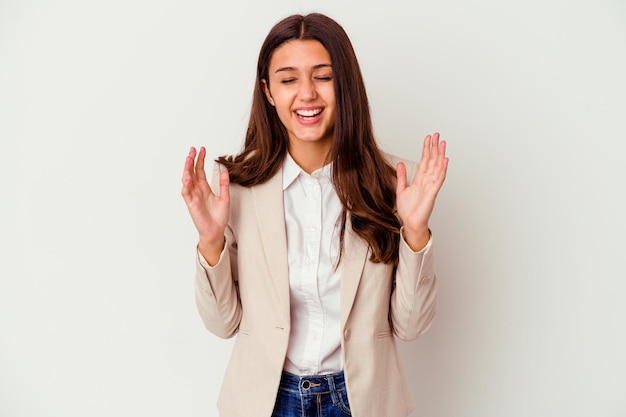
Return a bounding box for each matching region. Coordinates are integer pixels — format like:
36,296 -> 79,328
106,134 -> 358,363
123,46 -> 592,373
181,146 -> 230,265
396,132 -> 449,251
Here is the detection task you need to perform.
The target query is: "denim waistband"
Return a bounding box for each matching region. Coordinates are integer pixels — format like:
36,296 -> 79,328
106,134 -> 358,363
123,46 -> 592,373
278,370 -> 346,395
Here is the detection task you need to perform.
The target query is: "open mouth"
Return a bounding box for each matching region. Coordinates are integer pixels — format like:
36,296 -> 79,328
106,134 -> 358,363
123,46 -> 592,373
295,108 -> 323,120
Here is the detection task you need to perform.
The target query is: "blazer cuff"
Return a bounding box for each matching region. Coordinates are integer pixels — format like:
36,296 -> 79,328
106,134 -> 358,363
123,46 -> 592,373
399,226 -> 433,255
197,241 -> 228,271
195,237 -> 232,298
397,228 -> 435,294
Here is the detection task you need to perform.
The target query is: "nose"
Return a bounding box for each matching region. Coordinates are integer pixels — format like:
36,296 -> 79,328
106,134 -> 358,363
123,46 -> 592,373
297,78 -> 317,101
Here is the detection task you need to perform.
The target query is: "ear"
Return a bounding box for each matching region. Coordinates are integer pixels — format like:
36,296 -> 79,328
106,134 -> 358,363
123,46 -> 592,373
261,79 -> 275,106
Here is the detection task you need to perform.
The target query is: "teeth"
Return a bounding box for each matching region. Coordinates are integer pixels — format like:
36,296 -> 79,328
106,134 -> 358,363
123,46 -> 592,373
296,108 -> 322,117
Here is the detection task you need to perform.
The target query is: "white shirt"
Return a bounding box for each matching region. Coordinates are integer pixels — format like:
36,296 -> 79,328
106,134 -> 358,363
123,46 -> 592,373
282,153 -> 344,375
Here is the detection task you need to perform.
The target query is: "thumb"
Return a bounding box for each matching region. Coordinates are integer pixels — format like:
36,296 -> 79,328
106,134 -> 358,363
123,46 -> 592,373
396,162 -> 407,194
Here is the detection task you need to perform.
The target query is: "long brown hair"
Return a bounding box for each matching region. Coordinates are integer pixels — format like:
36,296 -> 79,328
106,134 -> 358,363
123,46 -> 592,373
218,13 -> 401,265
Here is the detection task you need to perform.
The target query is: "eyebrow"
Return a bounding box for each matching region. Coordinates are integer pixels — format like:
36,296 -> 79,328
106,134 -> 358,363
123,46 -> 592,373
274,63 -> 332,73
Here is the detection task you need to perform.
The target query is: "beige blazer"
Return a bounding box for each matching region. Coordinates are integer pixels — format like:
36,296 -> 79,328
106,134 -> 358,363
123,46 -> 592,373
194,154 -> 437,417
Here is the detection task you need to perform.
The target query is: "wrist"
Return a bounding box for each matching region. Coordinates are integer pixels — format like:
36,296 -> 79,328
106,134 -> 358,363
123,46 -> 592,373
198,236 -> 225,267
402,226 -> 430,252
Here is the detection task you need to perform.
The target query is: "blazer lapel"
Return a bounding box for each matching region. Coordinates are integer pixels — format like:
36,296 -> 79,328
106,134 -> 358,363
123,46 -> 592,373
250,175 -> 370,328
339,215 -> 369,329
251,169 -> 290,319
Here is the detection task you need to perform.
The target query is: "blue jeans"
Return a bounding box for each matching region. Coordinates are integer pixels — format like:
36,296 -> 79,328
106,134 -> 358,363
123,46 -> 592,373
271,370 -> 352,416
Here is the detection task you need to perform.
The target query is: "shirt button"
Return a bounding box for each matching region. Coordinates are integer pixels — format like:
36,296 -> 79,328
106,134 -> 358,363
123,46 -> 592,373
420,277 -> 431,285
343,328 -> 351,341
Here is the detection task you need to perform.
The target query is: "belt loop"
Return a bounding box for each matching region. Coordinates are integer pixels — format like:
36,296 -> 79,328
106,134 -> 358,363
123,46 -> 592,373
326,373 -> 339,406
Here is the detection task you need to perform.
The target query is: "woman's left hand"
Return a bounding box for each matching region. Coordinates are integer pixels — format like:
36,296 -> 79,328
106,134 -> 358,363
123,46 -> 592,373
396,132 -> 449,251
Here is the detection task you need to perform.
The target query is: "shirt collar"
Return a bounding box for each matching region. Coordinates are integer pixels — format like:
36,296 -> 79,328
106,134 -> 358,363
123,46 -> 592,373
282,153 -> 333,191
282,153 -> 302,191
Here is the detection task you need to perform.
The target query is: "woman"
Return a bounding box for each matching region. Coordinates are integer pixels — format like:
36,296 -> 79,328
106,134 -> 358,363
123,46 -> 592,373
181,13 -> 448,417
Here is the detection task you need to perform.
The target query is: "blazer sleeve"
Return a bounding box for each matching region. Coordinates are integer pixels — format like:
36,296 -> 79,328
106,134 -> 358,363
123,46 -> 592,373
194,163 -> 242,339
390,234 -> 437,340
388,157 -> 438,340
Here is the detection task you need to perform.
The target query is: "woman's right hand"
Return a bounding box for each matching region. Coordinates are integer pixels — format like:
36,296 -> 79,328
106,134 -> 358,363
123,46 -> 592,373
181,146 -> 230,266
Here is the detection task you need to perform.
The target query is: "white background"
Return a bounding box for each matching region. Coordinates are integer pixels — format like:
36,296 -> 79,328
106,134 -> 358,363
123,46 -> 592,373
1,0 -> 625,416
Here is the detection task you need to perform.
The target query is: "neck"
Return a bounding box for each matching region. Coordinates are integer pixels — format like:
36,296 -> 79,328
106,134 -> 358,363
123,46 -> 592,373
288,140 -> 332,174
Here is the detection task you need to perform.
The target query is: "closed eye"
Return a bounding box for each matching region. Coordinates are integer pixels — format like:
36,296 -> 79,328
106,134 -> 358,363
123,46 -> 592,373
281,78 -> 296,84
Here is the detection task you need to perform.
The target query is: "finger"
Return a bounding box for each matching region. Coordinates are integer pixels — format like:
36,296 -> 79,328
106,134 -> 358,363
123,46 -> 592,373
182,146 -> 197,185
196,146 -> 207,180
433,142 -> 449,186
181,176 -> 194,205
218,169 -> 230,201
431,132 -> 440,159
426,132 -> 440,170
418,135 -> 431,172
431,132 -> 440,152
433,140 -> 446,171
396,162 -> 407,193
195,147 -> 218,197
436,143 -> 449,184
441,157 -> 449,181
437,140 -> 447,167
181,148 -> 198,204
427,133 -> 446,178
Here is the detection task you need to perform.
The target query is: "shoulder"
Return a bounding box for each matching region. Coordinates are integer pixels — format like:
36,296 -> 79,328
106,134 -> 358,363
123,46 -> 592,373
382,151 -> 416,167
210,159 -> 282,196
381,151 -> 419,179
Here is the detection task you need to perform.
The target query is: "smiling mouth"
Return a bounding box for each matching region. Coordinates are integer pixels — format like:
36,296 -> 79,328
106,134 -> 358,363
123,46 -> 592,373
295,108 -> 323,120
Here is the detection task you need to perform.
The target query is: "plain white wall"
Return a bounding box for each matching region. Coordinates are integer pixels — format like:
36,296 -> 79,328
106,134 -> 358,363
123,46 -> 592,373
1,0 -> 624,416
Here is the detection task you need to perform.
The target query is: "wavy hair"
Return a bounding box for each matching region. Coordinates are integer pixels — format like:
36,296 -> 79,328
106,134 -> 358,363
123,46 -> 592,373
217,13 -> 401,265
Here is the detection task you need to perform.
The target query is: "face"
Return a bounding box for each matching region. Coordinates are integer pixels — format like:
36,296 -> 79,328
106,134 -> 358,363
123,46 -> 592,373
262,40 -> 336,154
